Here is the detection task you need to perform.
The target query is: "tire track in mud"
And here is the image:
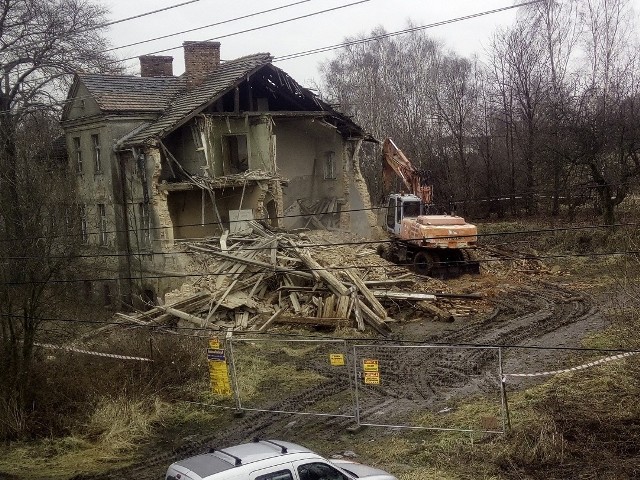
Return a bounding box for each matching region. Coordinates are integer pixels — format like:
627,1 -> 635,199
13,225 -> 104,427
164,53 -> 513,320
79,282 -> 600,480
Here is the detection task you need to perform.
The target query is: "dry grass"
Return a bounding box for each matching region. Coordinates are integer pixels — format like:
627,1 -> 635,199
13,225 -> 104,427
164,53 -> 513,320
0,396 -> 167,479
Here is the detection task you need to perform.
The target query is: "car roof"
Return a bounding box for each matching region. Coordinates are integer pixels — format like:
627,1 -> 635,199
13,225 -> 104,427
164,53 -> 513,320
170,439 -> 318,479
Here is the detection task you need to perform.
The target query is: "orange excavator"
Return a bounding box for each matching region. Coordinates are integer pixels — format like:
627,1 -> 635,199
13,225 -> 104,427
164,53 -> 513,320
378,138 -> 479,277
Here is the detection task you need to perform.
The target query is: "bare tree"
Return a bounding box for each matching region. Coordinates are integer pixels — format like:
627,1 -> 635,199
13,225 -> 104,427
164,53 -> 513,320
0,0 -> 117,439
567,0 -> 640,225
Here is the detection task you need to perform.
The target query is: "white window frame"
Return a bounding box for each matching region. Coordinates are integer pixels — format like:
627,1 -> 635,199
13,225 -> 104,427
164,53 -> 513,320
80,204 -> 89,244
98,203 -> 107,245
73,136 -> 82,173
92,134 -> 102,174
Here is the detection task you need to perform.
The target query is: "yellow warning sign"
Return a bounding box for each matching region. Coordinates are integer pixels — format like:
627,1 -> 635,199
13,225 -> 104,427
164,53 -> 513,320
363,359 -> 379,372
207,338 -> 231,397
364,371 -> 380,385
329,353 -> 345,366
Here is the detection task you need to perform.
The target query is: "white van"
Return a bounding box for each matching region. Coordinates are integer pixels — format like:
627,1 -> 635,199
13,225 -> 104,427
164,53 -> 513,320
165,439 -> 397,480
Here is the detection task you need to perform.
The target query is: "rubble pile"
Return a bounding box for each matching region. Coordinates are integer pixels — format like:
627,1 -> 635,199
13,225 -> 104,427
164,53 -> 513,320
119,222 -> 483,335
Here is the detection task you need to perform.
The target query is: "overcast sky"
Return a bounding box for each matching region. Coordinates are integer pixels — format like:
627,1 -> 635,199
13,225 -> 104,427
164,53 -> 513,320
105,0 -> 639,86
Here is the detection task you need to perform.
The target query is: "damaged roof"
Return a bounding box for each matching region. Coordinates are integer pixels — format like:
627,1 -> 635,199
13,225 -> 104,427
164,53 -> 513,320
123,53 -> 273,146
65,52 -> 369,147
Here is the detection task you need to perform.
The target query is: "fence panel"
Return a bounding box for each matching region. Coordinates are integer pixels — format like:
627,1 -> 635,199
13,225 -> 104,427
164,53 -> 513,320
228,336 -> 355,418
353,344 -> 505,432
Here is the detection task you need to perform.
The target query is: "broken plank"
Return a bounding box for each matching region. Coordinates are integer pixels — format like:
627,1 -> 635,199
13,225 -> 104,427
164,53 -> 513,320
283,275 -> 302,313
274,316 -> 350,327
290,244 -> 349,295
416,301 -> 455,322
358,301 -> 392,336
344,268 -> 387,319
188,245 -> 314,280
322,294 -> 336,318
371,291 -> 437,301
258,308 -> 286,332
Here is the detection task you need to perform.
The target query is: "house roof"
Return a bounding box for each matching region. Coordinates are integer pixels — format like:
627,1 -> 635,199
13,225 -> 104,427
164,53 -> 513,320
122,53 -> 272,146
65,52 -> 370,147
76,73 -> 184,113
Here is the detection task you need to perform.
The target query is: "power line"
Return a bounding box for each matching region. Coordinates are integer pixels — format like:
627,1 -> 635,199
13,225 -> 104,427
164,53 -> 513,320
3,220 -> 640,261
273,0 -> 543,62
1,0 -> 205,55
2,248 -> 638,286
7,312 -> 640,355
113,0 -> 372,64
106,0 -> 313,53
1,198 -> 638,247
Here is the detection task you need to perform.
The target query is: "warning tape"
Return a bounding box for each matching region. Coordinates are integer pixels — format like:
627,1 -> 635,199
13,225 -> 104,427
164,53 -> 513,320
35,342 -> 153,362
503,351 -> 639,379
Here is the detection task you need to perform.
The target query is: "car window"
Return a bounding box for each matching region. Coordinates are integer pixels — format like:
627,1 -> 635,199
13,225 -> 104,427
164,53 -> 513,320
297,462 -> 351,480
255,469 -> 294,480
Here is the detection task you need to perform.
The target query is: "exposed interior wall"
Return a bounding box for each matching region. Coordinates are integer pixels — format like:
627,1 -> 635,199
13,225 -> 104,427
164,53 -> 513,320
272,118 -> 344,209
204,115 -> 273,176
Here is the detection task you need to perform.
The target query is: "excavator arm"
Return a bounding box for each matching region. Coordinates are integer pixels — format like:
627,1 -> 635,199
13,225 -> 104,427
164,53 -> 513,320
382,138 -> 433,205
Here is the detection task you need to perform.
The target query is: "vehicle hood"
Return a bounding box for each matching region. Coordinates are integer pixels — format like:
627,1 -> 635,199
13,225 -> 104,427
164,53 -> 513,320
330,459 -> 397,479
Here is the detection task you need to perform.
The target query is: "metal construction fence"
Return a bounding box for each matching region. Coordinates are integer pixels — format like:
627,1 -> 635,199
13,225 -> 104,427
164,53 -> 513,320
224,335 -> 506,434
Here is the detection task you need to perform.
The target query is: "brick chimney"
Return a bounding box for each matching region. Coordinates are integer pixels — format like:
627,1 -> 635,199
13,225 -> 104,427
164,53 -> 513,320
184,41 -> 221,89
139,55 -> 174,77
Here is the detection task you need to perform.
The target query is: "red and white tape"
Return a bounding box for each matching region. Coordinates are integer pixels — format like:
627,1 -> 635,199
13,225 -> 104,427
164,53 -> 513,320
503,351 -> 638,379
35,342 -> 153,362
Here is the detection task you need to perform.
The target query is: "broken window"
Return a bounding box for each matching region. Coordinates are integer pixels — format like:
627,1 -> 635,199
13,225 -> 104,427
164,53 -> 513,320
92,134 -> 102,173
139,202 -> 151,247
190,124 -> 204,151
98,203 -> 107,245
323,151 -> 336,180
73,136 -> 82,173
222,134 -> 249,174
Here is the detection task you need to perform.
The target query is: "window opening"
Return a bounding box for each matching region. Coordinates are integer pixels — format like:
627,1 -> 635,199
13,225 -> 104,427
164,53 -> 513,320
98,204 -> 107,245
190,124 -> 204,151
80,204 -> 89,243
103,284 -> 112,306
222,134 -> 249,174
323,151 -> 336,180
73,136 -> 82,173
92,134 -> 101,173
139,203 -> 151,247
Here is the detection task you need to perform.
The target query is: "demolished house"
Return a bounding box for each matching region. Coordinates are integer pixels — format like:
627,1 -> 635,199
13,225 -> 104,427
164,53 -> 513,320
61,41 -> 377,306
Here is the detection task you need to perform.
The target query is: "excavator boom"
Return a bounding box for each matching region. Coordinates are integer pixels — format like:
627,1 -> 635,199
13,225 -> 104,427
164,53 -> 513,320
382,138 -> 433,205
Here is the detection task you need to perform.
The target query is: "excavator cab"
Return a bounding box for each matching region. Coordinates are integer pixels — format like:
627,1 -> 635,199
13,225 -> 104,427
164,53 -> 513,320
385,193 -> 422,235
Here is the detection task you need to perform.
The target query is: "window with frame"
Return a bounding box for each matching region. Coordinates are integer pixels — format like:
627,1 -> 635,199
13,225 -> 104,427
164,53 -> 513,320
139,203 -> 151,248
98,204 -> 107,245
297,462 -> 350,480
80,205 -> 89,244
92,134 -> 102,173
255,469 -> 293,480
323,151 -> 336,180
73,136 -> 82,173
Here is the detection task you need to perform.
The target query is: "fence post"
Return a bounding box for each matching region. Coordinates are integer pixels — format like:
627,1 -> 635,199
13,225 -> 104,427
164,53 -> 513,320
498,347 -> 511,432
226,332 -> 243,416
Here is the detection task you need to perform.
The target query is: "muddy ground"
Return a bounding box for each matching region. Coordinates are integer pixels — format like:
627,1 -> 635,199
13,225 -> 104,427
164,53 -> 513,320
74,233 -> 611,480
